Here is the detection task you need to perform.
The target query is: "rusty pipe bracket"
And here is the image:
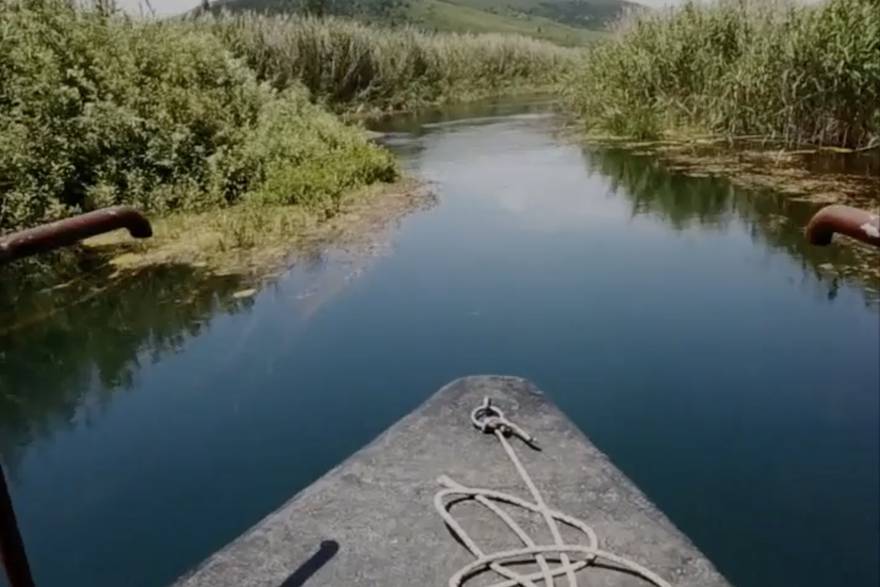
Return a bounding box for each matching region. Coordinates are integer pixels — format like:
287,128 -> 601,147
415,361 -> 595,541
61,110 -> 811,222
0,207 -> 152,265
806,205 -> 880,248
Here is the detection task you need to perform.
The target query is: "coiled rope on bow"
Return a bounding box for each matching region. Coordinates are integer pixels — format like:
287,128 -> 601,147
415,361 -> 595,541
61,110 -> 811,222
434,397 -> 673,587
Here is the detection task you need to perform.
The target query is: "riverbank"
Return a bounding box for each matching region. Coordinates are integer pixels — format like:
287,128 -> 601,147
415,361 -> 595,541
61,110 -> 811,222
564,0 -> 879,150
0,2 -> 577,293
84,179 -> 434,279
574,134 -> 879,206
562,0 -> 878,270
1,3 -> 399,234
1,179 -> 434,338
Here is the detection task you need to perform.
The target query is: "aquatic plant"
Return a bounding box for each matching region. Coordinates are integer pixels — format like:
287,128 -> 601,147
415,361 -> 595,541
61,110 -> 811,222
206,13 -> 582,111
565,0 -> 880,148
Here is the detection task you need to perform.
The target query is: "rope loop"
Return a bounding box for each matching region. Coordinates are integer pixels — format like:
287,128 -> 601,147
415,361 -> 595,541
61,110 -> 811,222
471,397 -> 537,446
438,397 -> 672,587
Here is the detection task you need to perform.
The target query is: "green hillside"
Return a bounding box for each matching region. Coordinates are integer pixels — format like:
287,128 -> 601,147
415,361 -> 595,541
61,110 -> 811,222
409,0 -> 608,45
442,0 -> 639,29
211,0 -> 637,44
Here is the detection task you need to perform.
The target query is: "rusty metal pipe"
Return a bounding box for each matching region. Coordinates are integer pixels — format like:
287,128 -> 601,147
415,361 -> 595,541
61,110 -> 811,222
0,207 -> 152,586
0,207 -> 152,265
806,205 -> 880,248
1,465 -> 35,587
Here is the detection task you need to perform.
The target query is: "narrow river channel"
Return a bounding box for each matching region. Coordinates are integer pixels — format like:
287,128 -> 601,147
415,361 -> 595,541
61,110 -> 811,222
1,99 -> 878,587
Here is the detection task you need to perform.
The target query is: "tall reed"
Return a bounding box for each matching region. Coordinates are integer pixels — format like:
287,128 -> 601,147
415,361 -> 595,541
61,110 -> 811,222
565,0 -> 880,149
207,13 -> 582,111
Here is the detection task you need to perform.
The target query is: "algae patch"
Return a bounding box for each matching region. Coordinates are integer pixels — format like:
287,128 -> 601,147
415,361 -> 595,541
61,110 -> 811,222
84,179 -> 434,280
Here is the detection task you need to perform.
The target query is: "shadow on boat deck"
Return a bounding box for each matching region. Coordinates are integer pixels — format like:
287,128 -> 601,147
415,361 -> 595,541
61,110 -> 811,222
280,540 -> 339,587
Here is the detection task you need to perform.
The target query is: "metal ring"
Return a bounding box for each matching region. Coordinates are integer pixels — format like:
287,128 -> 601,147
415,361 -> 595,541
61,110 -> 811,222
471,398 -> 504,432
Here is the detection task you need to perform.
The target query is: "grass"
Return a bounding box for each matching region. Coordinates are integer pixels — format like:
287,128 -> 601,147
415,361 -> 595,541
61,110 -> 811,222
565,0 -> 880,149
208,13 -> 583,112
82,179 -> 431,276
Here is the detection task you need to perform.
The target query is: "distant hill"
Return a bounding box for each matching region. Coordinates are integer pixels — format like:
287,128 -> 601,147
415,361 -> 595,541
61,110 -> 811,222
211,0 -> 642,45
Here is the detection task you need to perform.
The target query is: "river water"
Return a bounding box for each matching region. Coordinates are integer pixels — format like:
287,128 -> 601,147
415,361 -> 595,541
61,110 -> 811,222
1,99 -> 878,587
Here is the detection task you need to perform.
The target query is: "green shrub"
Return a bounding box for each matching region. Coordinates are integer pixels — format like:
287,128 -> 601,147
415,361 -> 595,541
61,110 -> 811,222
565,0 -> 880,148
240,91 -> 396,208
0,1 -> 397,232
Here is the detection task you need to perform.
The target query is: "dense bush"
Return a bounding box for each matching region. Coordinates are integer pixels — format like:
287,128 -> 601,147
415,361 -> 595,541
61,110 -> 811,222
0,1 -> 397,232
565,0 -> 880,148
208,13 -> 580,110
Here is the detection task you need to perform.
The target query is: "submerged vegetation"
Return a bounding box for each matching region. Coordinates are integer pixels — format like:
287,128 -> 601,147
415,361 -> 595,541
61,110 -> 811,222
83,179 -> 433,276
566,0 -> 880,149
582,145 -> 880,298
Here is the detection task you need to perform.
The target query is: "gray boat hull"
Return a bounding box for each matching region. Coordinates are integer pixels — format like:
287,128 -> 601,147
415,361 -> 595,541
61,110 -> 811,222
174,376 -> 731,587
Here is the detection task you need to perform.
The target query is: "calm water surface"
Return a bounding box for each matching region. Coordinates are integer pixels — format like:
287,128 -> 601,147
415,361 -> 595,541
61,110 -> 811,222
1,99 -> 878,587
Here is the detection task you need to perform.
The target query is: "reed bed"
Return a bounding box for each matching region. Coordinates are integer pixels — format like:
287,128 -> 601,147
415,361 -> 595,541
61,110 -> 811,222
208,13 -> 582,110
565,0 -> 880,149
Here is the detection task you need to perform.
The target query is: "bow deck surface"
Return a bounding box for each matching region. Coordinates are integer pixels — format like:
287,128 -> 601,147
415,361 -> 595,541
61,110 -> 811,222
174,376 -> 732,587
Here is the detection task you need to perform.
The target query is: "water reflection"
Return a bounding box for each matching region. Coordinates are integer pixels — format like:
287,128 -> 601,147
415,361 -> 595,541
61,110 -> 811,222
0,265 -> 250,464
0,100 -> 876,587
372,94 -> 557,137
801,149 -> 880,177
583,146 -> 880,303
2,107 -> 876,467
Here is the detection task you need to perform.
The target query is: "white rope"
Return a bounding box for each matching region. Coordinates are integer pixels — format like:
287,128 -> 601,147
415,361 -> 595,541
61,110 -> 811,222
434,397 -> 674,587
